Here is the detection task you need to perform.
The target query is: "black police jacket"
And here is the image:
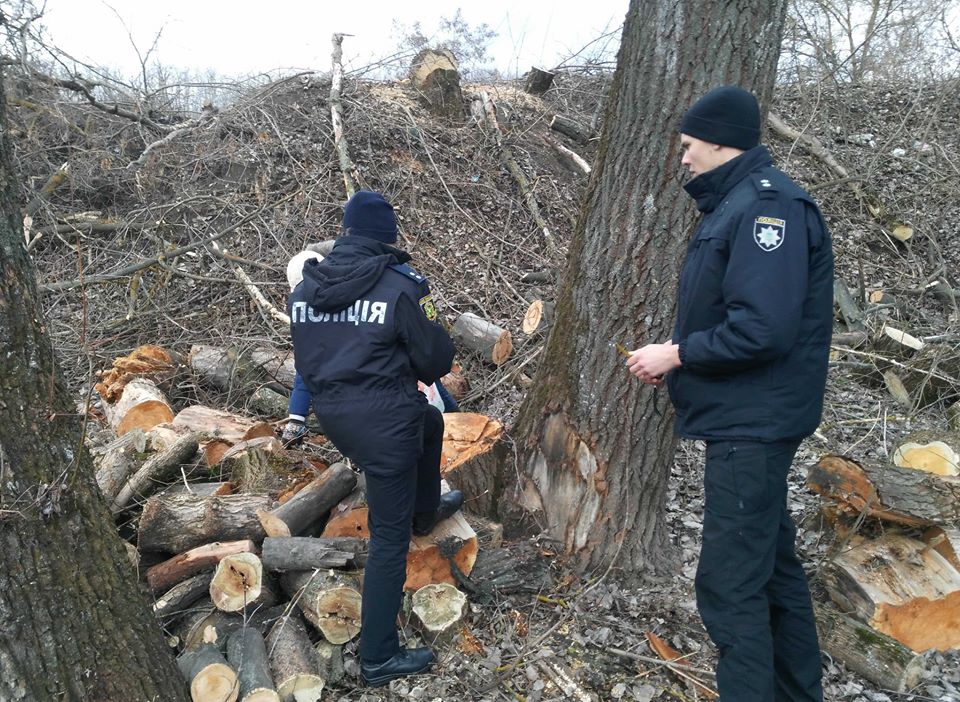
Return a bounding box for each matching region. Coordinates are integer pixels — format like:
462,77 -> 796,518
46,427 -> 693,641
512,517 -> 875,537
288,235 -> 455,407
666,145 -> 834,442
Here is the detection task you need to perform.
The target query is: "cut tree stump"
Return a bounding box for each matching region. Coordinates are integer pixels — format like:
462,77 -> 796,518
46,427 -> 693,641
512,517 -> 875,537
146,540 -> 258,594
409,48 -> 464,119
814,602 -> 924,692
524,66 -> 556,94
153,571 -> 215,623
220,436 -> 286,493
874,324 -> 925,358
139,493 -> 272,553
824,532 -> 960,651
451,312 -> 512,365
111,432 -> 199,513
440,412 -> 506,517
226,628 -> 280,702
280,569 -> 362,644
210,552 -> 277,612
807,454 -> 960,526
102,377 -> 174,436
256,463 -> 357,537
176,638 -> 239,702
265,615 -> 324,702
93,428 -> 147,503
459,539 -> 552,598
892,431 -> 960,476
411,582 -> 467,647
521,300 -> 554,334
261,536 -> 366,571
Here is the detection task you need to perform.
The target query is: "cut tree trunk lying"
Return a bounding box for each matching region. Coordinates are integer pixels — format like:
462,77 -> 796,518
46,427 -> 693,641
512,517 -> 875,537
226,628 -> 280,702
94,344 -> 180,403
807,454 -> 960,526
153,571 -> 215,624
111,432 -> 199,513
549,114 -> 594,144
256,462 -> 357,537
451,312 -> 512,365
102,377 -> 174,436
824,532 -> 960,651
146,540 -> 258,594
280,569 -> 362,645
173,404 -> 273,444
176,638 -> 239,702
440,412 -> 506,517
265,615 -> 324,702
261,536 -> 366,571
139,492 -> 272,553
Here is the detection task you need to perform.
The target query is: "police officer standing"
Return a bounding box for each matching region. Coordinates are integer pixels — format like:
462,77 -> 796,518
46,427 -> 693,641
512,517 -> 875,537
288,190 -> 463,686
627,86 -> 833,701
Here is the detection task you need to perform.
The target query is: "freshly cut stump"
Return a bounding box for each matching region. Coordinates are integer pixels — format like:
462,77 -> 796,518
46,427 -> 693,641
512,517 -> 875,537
412,582 -> 467,647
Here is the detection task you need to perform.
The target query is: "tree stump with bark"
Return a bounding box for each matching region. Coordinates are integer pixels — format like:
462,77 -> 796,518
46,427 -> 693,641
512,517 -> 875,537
524,66 -> 556,94
409,48 -> 464,119
440,412 -> 506,517
411,582 -> 467,647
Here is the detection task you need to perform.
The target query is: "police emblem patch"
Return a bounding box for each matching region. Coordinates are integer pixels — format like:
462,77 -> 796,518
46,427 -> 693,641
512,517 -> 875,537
419,295 -> 437,321
753,216 -> 785,251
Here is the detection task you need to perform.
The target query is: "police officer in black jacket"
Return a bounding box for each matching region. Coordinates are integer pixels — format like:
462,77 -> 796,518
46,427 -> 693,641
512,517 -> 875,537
288,190 -> 463,687
628,86 -> 833,702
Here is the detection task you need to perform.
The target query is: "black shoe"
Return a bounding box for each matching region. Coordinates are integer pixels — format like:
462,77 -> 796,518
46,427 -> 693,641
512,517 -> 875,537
412,490 -> 464,537
361,647 -> 435,687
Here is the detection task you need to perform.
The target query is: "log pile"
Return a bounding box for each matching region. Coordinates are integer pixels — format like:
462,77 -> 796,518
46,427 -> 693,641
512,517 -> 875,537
87,343 -> 527,698
808,434 -> 960,688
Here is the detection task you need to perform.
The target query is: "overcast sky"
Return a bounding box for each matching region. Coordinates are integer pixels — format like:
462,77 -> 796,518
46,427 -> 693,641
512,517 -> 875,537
39,1 -> 629,79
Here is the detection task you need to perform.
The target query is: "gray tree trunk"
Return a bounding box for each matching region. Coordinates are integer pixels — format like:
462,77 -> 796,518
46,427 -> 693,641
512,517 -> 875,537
505,0 -> 788,580
0,73 -> 189,701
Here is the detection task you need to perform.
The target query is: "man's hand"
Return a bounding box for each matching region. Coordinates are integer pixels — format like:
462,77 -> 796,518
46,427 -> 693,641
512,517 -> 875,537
627,343 -> 681,385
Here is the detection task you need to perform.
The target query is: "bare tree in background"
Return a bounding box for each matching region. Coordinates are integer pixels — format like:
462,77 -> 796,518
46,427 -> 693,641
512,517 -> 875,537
0,70 -> 189,702
503,0 -> 788,580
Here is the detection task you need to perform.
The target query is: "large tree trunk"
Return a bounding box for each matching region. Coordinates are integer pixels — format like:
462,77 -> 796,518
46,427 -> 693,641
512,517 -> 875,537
0,75 -> 189,700
505,0 -> 788,579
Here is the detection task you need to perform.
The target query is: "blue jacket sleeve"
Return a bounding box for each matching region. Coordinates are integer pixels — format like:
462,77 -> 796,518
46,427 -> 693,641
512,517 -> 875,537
395,285 -> 455,385
681,197 -> 814,373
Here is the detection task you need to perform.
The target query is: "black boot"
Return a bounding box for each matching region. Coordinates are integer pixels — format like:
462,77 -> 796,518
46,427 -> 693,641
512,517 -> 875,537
361,646 -> 435,687
412,490 -> 464,537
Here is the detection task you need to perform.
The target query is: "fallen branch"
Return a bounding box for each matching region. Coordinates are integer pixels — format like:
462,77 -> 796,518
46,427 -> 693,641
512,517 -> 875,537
127,106 -> 217,170
209,241 -> 289,325
330,33 -> 361,198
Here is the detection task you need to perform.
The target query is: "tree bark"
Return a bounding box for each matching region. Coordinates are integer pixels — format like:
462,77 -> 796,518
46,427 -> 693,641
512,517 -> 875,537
139,493 -> 271,553
0,71 -> 189,701
256,463 -> 356,538
261,536 -> 366,571
506,0 -> 789,579
279,570 -> 362,644
225,629 -> 279,702
265,615 -> 324,702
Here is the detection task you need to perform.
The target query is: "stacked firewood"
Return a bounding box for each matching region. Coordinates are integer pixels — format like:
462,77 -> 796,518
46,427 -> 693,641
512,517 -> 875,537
89,345 -> 522,701
807,431 -> 960,692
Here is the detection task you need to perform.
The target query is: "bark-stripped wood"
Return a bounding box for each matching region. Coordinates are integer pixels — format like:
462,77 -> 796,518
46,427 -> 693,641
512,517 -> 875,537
807,454 -> 960,525
411,582 -> 467,646
451,312 -> 512,365
176,639 -> 239,702
440,412 -> 506,516
139,493 -> 271,553
111,433 -> 199,512
210,553 -> 277,613
225,628 -> 279,702
146,540 -> 258,594
824,532 -> 960,651
280,569 -> 362,644
256,463 -> 356,537
814,602 -> 924,692
330,33 -> 361,197
102,377 -> 174,436
265,615 -> 324,702
261,536 -> 366,571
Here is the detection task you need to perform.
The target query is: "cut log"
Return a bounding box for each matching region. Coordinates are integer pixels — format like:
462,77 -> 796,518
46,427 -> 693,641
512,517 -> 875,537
173,405 -> 265,443
261,536 -> 366,571
824,532 -> 960,651
924,526 -> 960,571
874,324 -> 925,357
831,330 -> 869,348
542,135 -> 592,174
833,279 -> 867,333
226,628 -> 279,702
549,114 -> 594,144
314,641 -> 345,685
807,454 -> 960,526
147,540 -> 258,594
265,615 -> 324,702
882,370 -> 912,408
814,602 -> 923,692
256,463 -> 356,538
411,582 -> 467,647
440,412 -> 507,517
111,433 -> 199,512
177,603 -> 287,653
451,312 -> 512,365
176,640 -> 239,702
102,377 -> 174,436
95,344 -> 179,403
409,48 -> 464,119
93,428 -> 147,502
210,553 -> 277,613
166,481 -> 236,498
220,436 -> 286,493
280,569 -> 362,644
321,480 -> 369,538
459,539 -> 551,598
521,299 -> 554,334
892,431 -> 960,476
189,345 -> 274,394
154,571 -> 215,623
524,66 -> 555,94
247,386 -> 289,420
139,493 -> 271,554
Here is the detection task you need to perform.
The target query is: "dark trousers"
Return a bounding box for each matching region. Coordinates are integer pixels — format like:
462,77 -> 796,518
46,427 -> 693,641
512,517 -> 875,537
696,440 -> 822,702
317,397 -> 444,663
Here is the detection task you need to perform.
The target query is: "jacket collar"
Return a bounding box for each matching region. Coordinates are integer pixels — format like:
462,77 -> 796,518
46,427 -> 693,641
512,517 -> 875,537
332,234 -> 411,263
683,145 -> 773,213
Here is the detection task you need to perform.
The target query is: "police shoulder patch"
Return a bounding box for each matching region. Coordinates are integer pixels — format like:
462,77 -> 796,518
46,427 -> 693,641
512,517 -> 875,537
419,294 -> 437,321
754,216 -> 785,252
388,263 -> 425,282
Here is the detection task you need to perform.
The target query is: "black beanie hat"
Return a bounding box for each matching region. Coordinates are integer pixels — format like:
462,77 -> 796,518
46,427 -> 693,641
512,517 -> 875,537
342,190 -> 398,244
680,85 -> 760,150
